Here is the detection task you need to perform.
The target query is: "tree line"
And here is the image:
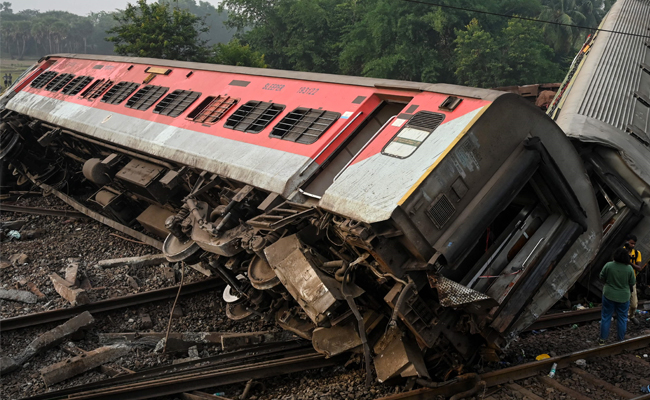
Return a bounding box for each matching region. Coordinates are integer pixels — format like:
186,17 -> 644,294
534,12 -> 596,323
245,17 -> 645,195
1,0 -> 614,88
0,0 -> 233,60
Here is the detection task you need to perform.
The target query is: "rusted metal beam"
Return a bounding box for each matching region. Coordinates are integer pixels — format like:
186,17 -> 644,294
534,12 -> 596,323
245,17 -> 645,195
26,177 -> 163,249
0,279 -> 223,332
49,273 -> 89,306
40,344 -> 131,386
96,254 -> 168,269
1,312 -> 95,375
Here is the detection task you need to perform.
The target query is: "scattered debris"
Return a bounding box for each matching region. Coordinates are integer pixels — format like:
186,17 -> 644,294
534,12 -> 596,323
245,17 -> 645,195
180,391 -> 233,400
188,262 -> 213,277
20,228 -> 47,240
126,275 -> 139,290
0,288 -> 38,304
25,281 -> 46,299
40,344 -> 131,386
9,253 -> 29,266
100,364 -> 135,378
0,311 -> 95,375
172,305 -> 184,318
140,313 -> 153,329
65,261 -> 80,286
49,272 -> 90,306
162,266 -> 177,284
96,254 -> 168,269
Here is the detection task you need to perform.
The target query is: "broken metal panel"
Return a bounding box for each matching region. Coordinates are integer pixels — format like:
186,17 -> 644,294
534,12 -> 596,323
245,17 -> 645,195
432,276 -> 496,309
312,310 -> 382,357
373,327 -> 430,383
265,235 -> 346,325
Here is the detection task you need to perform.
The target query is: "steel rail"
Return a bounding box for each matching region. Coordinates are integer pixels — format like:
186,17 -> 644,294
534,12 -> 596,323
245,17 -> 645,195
526,300 -> 650,331
21,341 -> 311,400
377,332 -> 650,399
0,278 -> 224,332
25,351 -> 342,400
0,203 -> 86,219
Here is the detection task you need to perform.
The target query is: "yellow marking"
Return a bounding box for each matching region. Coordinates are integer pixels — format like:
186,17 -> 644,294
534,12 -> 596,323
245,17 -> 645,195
145,67 -> 172,75
397,104 -> 491,206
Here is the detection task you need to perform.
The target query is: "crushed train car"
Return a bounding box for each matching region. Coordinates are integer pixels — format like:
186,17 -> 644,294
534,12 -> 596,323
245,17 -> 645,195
1,1 -> 648,382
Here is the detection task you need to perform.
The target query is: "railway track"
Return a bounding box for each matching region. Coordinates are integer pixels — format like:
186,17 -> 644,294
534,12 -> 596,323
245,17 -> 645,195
0,278 -> 224,331
0,203 -> 87,219
21,341 -> 341,400
379,333 -> 650,400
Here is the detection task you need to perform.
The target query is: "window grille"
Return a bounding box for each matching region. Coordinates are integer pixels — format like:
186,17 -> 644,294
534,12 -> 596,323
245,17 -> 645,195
270,108 -> 340,144
80,79 -> 114,100
30,71 -> 58,89
187,95 -> 239,124
61,76 -> 93,95
426,194 -> 455,229
45,73 -> 75,92
101,82 -> 140,105
224,101 -> 285,133
154,90 -> 202,117
382,111 -> 445,158
126,85 -> 169,111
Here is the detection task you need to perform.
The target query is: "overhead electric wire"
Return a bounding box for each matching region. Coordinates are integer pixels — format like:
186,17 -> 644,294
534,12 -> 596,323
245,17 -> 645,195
400,0 -> 650,39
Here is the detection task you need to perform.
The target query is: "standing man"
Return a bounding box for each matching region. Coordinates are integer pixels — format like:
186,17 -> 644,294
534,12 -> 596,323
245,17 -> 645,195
600,248 -> 636,344
626,234 -> 643,324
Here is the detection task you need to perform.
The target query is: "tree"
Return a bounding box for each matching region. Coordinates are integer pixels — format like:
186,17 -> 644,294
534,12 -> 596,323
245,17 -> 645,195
454,18 -> 564,87
106,0 -> 210,61
211,39 -> 266,67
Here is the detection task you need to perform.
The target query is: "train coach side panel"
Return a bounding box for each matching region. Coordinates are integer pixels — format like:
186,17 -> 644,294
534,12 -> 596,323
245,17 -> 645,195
7,91 -> 311,197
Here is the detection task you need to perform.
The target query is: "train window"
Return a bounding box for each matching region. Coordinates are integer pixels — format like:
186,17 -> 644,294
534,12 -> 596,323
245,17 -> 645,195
154,90 -> 202,117
80,79 -> 114,100
382,111 -> 445,158
270,108 -> 340,144
45,73 -> 75,92
224,101 -> 285,133
126,85 -> 169,111
30,71 -> 58,89
101,81 -> 140,105
61,76 -> 93,96
187,95 -> 239,124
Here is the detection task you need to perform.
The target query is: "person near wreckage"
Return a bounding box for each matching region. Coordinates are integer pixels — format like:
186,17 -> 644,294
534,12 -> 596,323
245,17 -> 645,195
599,247 -> 636,344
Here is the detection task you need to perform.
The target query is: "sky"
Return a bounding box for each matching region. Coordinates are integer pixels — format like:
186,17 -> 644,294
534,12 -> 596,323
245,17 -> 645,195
12,0 -> 221,16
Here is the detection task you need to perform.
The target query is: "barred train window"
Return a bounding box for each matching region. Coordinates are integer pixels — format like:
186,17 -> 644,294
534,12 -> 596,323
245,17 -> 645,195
382,111 -> 445,158
80,79 -> 113,100
154,90 -> 202,117
46,73 -> 75,92
126,85 -> 169,111
101,82 -> 140,105
224,101 -> 285,133
270,108 -> 340,144
61,76 -> 93,95
30,71 -> 58,89
187,95 -> 239,124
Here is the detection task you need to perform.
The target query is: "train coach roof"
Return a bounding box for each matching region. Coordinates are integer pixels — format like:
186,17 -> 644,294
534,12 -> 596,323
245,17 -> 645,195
552,0 -> 650,185
45,53 -> 504,101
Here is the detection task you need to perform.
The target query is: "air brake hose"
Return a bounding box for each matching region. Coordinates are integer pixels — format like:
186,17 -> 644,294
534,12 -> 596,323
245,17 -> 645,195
390,279 -> 415,327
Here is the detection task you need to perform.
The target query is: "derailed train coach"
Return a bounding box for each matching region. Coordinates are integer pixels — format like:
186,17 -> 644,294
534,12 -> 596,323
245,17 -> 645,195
0,1 -> 646,382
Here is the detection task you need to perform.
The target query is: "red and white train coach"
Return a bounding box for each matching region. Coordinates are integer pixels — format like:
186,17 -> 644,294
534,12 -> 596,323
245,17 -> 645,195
0,52 -> 607,382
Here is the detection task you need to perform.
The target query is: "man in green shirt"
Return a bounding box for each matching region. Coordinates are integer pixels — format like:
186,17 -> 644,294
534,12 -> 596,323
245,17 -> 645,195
599,248 -> 636,344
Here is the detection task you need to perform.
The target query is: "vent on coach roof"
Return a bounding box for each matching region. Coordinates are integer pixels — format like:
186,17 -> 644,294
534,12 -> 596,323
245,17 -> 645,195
154,90 -> 202,117
382,111 -> 445,159
61,76 -> 93,96
126,85 -> 169,111
224,101 -> 285,133
80,79 -> 113,100
30,71 -> 58,89
187,95 -> 239,124
270,108 -> 340,144
45,73 -> 75,92
426,194 -> 455,229
101,81 -> 140,105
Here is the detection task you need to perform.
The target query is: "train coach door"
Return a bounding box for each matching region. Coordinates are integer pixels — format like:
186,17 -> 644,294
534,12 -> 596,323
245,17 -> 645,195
300,101 -> 406,198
